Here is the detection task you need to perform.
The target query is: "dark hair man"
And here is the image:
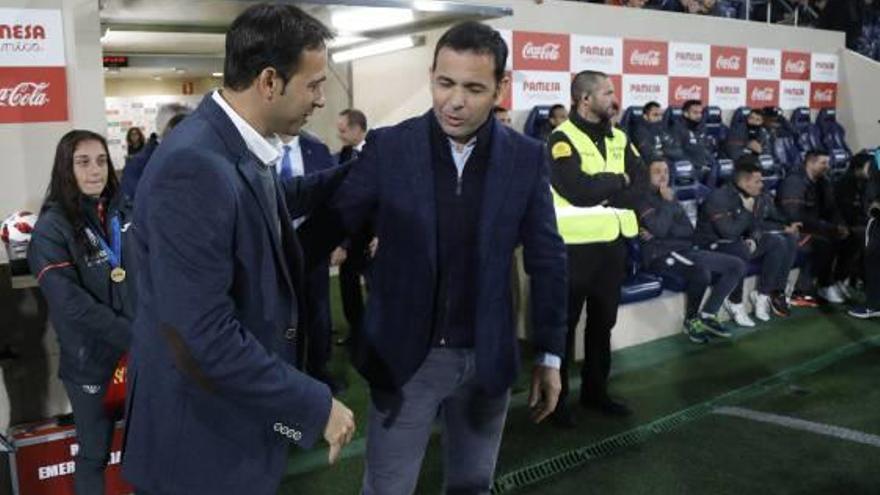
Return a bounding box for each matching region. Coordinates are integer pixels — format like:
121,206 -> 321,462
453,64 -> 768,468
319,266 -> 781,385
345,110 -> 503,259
122,5 -> 355,494
695,155 -> 800,327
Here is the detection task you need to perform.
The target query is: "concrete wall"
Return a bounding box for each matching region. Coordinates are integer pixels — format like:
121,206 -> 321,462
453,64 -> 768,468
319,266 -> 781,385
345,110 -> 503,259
838,51 -> 880,151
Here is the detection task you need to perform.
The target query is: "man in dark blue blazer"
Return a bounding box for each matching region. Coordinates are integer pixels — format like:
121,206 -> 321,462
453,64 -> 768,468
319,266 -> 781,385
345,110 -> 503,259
300,22 -> 567,494
122,6 -> 355,494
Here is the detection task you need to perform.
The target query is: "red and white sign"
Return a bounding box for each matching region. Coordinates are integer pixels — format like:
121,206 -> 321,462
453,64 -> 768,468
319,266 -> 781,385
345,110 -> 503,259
779,80 -> 810,109
0,66 -> 67,122
810,82 -> 837,108
609,74 -> 622,106
711,46 -> 747,78
499,70 -> 512,109
747,79 -> 780,108
498,29 -> 513,71
747,48 -> 781,80
669,42 -> 710,78
570,35 -> 622,74
709,77 -> 747,110
513,31 -> 570,72
781,51 -> 811,81
0,8 -> 66,67
668,76 -> 709,107
623,39 -> 668,75
811,53 -> 839,83
621,74 -> 668,109
512,70 -> 570,109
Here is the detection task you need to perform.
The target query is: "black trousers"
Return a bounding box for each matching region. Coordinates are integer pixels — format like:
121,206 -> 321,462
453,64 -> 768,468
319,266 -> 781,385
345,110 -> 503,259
559,239 -> 627,406
305,261 -> 332,377
836,226 -> 866,284
63,380 -> 114,495
709,233 -> 798,302
866,220 -> 880,308
795,235 -> 842,292
339,232 -> 371,350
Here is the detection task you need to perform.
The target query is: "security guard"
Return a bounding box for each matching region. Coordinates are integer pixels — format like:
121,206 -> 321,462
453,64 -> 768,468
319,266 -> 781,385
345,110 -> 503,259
548,70 -> 647,428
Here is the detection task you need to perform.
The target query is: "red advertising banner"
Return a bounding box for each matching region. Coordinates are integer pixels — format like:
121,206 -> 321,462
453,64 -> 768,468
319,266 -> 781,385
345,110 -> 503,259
782,51 -> 811,81
810,82 -> 838,109
747,79 -> 780,108
623,39 -> 668,75
0,66 -> 68,123
710,46 -> 748,78
668,77 -> 710,107
513,31 -> 570,72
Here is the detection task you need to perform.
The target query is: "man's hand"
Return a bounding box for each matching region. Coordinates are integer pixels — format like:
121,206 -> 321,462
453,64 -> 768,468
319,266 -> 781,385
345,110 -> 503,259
747,140 -> 763,154
528,365 -> 561,424
639,227 -> 654,241
330,247 -> 348,267
324,398 -> 355,464
784,222 -> 802,235
745,238 -> 757,254
368,237 -> 379,259
837,225 -> 850,239
659,183 -> 675,202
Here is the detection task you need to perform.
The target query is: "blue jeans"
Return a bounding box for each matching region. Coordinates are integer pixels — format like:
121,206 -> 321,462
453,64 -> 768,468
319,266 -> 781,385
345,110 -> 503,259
362,348 -> 510,495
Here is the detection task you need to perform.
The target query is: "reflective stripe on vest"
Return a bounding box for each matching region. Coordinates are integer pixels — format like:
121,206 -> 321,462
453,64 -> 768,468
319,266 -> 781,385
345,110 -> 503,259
551,120 -> 639,244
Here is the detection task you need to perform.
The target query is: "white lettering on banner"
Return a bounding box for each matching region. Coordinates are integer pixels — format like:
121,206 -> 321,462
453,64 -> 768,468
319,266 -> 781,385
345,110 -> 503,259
522,42 -> 560,61
785,59 -> 807,74
751,87 -> 775,102
631,83 -> 660,93
580,45 -> 613,57
716,55 -> 741,71
523,80 -> 561,92
0,81 -> 50,106
630,50 -> 661,67
753,56 -> 776,66
38,461 -> 75,480
675,85 -> 702,100
814,89 -> 834,102
0,24 -> 46,39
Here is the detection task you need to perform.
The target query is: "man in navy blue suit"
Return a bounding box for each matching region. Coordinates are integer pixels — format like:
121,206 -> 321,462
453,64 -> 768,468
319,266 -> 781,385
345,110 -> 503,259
122,5 -> 355,494
300,22 -> 567,494
277,131 -> 344,393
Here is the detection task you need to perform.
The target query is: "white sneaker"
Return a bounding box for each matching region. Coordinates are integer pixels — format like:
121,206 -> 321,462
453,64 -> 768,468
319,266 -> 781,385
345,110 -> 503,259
724,300 -> 755,327
835,281 -> 853,301
750,292 -> 772,322
818,285 -> 845,304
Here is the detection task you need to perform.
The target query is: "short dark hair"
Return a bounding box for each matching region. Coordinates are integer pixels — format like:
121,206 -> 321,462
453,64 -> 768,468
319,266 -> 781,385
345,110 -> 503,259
682,100 -> 703,113
223,3 -> 333,92
849,150 -> 873,171
549,104 -> 566,116
804,150 -> 830,164
734,154 -> 762,181
339,108 -> 367,131
433,21 -> 507,84
643,101 -> 661,114
571,70 -> 607,106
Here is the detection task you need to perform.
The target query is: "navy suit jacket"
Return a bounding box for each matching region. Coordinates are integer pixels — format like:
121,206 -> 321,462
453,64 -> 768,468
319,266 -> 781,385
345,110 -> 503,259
122,95 -> 347,495
301,111 -> 567,395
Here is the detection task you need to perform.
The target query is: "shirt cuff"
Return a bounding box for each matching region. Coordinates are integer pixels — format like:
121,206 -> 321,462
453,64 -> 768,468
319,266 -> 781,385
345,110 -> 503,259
535,353 -> 561,370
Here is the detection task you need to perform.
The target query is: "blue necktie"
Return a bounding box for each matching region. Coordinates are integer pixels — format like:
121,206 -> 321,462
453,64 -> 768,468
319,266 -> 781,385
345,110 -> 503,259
279,144 -> 293,181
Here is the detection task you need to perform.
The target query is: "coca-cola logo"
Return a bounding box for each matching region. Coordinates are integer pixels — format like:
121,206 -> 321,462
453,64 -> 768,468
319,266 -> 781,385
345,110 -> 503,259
0,82 -> 50,107
753,56 -> 776,66
751,87 -> 775,101
580,45 -> 613,57
716,55 -> 741,71
522,42 -> 561,61
785,59 -> 807,74
674,84 -> 702,101
0,24 -> 46,40
630,50 -> 661,66
814,89 -> 834,102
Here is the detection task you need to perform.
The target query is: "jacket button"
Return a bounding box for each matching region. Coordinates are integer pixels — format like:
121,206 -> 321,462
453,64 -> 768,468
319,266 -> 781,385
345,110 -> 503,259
292,430 -> 302,442
285,328 -> 298,340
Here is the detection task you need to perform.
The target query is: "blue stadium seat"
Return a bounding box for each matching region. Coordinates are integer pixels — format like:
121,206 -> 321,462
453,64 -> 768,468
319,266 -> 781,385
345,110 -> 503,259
663,106 -> 683,129
730,106 -> 751,131
620,105 -> 644,136
790,107 -> 822,156
523,105 -> 552,140
816,108 -> 852,173
621,239 -> 664,304
702,105 -> 729,159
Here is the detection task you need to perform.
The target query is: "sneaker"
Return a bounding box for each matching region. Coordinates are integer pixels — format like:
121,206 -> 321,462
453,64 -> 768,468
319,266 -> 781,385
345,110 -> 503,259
750,292 -> 772,322
700,315 -> 733,338
818,285 -> 845,304
770,293 -> 791,317
789,291 -> 820,308
847,306 -> 880,319
724,300 -> 756,327
683,318 -> 711,344
835,281 -> 854,301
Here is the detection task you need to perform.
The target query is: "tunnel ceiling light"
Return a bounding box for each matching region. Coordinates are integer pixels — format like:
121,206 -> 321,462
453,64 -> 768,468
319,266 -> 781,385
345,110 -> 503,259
331,36 -> 419,64
330,7 -> 414,33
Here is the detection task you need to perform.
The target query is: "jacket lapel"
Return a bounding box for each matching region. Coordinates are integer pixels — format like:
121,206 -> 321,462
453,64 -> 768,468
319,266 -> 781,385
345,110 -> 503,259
409,113 -> 438,273
478,123 -> 515,260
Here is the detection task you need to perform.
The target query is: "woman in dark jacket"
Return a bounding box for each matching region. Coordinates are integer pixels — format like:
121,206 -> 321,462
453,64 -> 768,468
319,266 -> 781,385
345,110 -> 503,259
28,129 -> 135,495
125,126 -> 145,158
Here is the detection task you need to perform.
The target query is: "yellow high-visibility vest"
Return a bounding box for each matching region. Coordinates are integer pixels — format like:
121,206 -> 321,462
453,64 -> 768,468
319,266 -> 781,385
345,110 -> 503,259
550,120 -> 639,244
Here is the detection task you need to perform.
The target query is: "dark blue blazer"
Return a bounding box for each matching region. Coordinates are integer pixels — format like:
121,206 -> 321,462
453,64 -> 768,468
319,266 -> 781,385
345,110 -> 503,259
301,111 -> 567,395
122,94 -> 347,495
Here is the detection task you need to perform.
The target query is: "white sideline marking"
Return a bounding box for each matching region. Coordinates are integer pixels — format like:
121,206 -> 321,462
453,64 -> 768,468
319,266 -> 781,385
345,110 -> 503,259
714,406 -> 880,448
